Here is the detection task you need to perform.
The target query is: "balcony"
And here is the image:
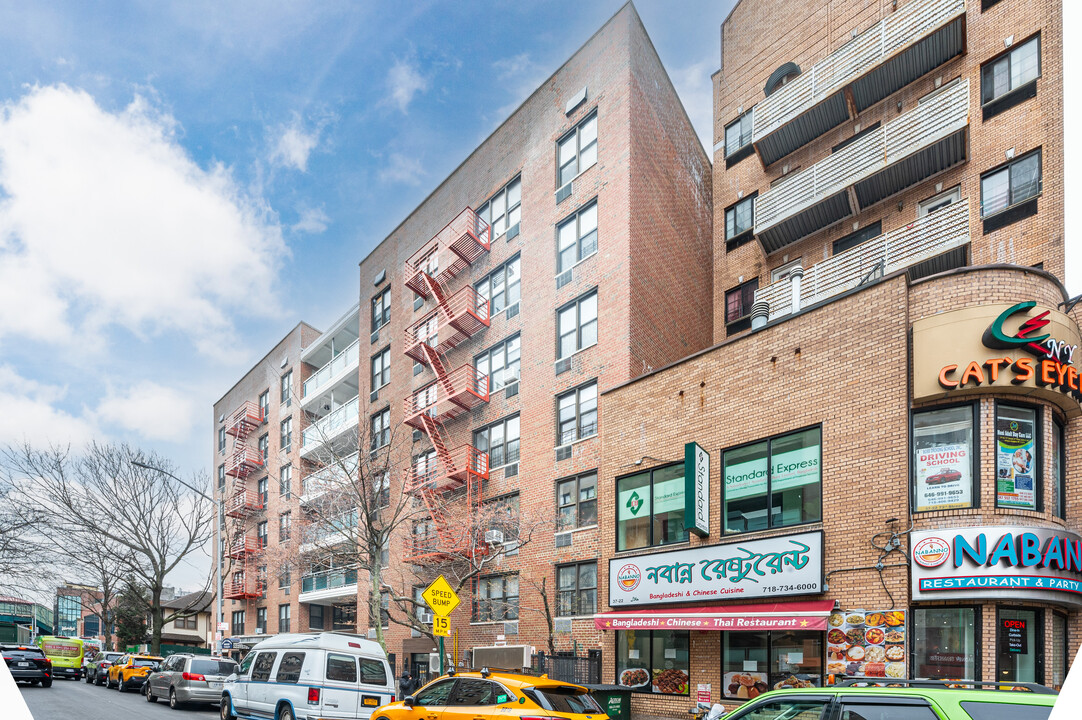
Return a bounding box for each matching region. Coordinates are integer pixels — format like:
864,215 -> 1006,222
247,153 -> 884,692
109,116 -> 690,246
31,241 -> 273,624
227,535 -> 260,559
299,508 -> 358,554
302,338 -> 360,407
225,446 -> 264,479
404,286 -> 490,363
754,198 -> 970,320
301,395 -> 360,457
299,567 -> 359,603
300,451 -> 359,507
224,489 -> 263,518
752,0 -> 966,166
405,444 -> 489,495
403,365 -> 489,428
404,207 -> 491,296
223,574 -> 262,600
225,401 -> 263,440
755,78 -> 968,252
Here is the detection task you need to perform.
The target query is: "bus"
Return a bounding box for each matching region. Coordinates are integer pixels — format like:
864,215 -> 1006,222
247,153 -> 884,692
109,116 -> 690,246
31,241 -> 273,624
35,635 -> 84,679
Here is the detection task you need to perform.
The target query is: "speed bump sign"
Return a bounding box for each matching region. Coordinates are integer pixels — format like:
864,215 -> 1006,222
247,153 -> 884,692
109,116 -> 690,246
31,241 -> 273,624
422,575 -> 460,617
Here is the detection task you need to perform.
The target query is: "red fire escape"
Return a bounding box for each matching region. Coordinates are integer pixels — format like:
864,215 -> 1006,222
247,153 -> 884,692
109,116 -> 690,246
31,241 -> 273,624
402,208 -> 492,563
223,400 -> 265,600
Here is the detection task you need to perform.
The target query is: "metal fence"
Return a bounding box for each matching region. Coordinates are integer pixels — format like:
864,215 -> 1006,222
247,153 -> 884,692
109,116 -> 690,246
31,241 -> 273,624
532,650 -> 602,685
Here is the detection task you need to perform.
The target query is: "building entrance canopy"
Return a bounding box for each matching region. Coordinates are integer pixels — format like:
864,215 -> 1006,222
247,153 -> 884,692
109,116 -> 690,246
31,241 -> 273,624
594,600 -> 834,631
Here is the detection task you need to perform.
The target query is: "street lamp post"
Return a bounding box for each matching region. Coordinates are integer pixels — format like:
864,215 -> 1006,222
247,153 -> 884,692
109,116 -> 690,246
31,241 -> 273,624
130,460 -> 223,651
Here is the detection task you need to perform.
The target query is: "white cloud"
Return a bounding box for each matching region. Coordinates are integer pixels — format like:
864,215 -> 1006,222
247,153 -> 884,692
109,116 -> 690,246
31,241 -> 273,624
0,84 -> 287,359
378,153 -> 424,186
269,113 -> 319,171
669,58 -> 714,153
292,205 -> 330,234
385,58 -> 427,114
94,380 -> 197,442
493,53 -> 534,81
489,52 -> 549,127
0,365 -> 96,447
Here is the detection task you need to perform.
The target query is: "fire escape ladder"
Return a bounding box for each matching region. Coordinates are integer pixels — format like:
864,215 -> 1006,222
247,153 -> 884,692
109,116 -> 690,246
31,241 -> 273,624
420,413 -> 456,476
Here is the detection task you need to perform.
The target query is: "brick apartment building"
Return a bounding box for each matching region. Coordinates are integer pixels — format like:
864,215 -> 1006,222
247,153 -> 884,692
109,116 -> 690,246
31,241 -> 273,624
594,0 -> 1075,717
212,2 -> 713,675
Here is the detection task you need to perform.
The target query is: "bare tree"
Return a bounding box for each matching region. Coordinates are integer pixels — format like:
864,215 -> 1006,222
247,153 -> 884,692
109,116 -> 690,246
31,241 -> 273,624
0,477 -> 52,597
1,442 -> 213,654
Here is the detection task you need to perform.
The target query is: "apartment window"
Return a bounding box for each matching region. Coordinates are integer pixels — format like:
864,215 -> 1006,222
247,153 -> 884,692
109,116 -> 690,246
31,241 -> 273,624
475,334 -> 521,391
279,568 -> 291,589
912,607 -> 980,681
176,615 -> 197,630
218,427 -> 226,453
257,477 -> 268,506
279,512 -> 292,542
918,186 -> 961,217
217,464 -> 226,492
258,433 -> 269,462
556,472 -> 597,531
557,290 -> 598,358
478,176 -> 521,238
280,370 -> 292,407
309,604 -> 324,630
832,221 -> 882,255
981,35 -> 1040,113
557,111 -> 597,187
557,382 -> 597,446
770,258 -> 802,284
617,461 -> 686,551
256,607 -> 267,634
370,408 -> 390,451
380,536 -> 390,567
1053,416 -> 1065,518
474,574 -> 519,622
231,610 -> 245,636
255,521 -> 268,549
556,562 -> 596,617
379,591 -> 390,627
280,416 -> 292,453
485,493 -> 520,542
279,604 -> 291,633
474,415 -> 520,468
981,149 -> 1041,219
372,287 -> 391,333
259,391 -> 269,421
475,255 -> 521,315
372,347 -> 391,391
724,279 -> 758,332
258,565 -> 268,596
722,631 -> 823,697
995,403 -> 1040,511
912,403 -> 978,513
724,109 -> 753,160
279,463 -> 292,499
557,200 -> 598,272
725,194 -> 755,243
722,426 -> 822,534
615,630 -> 690,695
374,472 -> 391,509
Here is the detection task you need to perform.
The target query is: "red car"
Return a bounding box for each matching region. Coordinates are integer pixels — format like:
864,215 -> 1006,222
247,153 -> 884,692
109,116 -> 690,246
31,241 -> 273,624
926,468 -> 962,485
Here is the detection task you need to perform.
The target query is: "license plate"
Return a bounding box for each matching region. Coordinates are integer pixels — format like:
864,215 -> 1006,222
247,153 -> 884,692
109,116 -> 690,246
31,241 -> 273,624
208,681 -> 221,689
17,662 -> 29,668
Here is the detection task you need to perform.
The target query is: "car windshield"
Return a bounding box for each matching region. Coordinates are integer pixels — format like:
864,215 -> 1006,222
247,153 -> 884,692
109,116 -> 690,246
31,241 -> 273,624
531,687 -> 603,714
4,649 -> 44,658
135,659 -> 161,668
191,659 -> 238,676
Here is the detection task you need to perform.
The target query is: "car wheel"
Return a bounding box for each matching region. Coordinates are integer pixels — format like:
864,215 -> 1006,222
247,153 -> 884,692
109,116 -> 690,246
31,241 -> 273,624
118,676 -> 126,692
146,683 -> 158,703
95,672 -> 104,686
85,671 -> 93,684
277,704 -> 295,720
170,688 -> 182,709
220,696 -> 236,720
41,679 -> 52,688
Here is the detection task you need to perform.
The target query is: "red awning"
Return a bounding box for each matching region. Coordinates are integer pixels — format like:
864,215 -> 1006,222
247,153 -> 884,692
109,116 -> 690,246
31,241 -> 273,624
594,600 -> 835,631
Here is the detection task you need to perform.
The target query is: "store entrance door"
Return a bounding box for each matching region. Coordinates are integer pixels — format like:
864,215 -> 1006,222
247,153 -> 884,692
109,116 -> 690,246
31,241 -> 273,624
412,653 -> 431,685
997,608 -> 1044,685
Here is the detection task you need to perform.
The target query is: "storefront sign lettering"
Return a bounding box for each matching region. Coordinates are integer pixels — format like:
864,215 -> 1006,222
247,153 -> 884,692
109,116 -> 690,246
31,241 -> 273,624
684,442 -> 709,537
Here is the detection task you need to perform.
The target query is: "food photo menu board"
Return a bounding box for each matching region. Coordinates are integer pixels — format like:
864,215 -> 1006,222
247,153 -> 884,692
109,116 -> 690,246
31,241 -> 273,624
826,609 -> 907,683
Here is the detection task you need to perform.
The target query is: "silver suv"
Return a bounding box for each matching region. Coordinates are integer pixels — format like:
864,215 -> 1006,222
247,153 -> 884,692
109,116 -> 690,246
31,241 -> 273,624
144,654 -> 239,709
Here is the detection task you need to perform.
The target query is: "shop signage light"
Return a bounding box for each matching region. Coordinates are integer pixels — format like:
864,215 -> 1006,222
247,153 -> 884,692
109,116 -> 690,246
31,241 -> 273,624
911,526 -> 1082,608
684,442 -> 709,537
608,530 -> 823,606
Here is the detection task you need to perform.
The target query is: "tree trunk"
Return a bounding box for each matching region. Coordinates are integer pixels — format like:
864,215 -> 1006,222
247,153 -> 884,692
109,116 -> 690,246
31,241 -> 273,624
370,557 -> 385,651
149,588 -> 163,655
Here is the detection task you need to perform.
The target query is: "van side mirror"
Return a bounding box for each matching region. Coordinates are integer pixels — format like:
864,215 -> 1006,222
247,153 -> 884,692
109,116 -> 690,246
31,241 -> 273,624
404,696 -> 416,708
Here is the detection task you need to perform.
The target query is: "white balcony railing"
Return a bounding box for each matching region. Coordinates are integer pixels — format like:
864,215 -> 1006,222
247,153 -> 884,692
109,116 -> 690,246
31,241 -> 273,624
752,0 -> 966,143
300,451 -> 360,506
300,508 -> 359,553
755,198 -> 970,320
302,339 -> 360,401
755,78 -> 969,236
301,395 -> 360,453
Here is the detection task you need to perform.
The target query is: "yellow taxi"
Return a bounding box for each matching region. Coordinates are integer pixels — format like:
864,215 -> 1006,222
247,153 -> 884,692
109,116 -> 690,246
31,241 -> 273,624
106,653 -> 164,692
374,670 -> 608,720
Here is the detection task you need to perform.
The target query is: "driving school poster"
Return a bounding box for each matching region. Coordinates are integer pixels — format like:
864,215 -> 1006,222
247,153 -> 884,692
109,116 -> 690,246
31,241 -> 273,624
914,442 -> 971,512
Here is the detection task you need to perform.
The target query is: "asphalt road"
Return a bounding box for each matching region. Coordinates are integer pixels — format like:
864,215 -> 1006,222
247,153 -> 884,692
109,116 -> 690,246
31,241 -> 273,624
19,676 -> 220,720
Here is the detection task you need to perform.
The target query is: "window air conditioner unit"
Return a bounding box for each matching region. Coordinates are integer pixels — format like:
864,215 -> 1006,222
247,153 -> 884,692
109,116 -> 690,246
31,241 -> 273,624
420,612 -> 434,623
485,530 -> 505,545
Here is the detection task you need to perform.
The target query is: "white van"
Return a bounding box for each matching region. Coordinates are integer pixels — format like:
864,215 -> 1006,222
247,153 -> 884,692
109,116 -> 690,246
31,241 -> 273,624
221,632 -> 395,720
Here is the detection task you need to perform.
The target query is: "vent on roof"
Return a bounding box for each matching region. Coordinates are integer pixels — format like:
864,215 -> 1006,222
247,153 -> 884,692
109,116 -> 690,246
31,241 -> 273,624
565,86 -> 588,115
374,269 -> 387,286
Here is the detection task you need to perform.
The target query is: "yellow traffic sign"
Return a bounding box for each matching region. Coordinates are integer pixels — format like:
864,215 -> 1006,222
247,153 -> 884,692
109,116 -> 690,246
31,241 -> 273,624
422,575 -> 460,617
432,615 -> 450,637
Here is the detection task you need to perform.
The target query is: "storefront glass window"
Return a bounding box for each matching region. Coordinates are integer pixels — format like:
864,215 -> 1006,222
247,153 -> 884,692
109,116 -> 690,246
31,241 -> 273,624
723,428 -> 821,534
616,464 -> 686,551
1051,612 -> 1067,690
998,608 -> 1042,685
995,404 -> 1039,510
1052,417 -> 1065,518
912,404 -> 976,512
912,607 -> 978,680
615,630 -> 690,695
722,631 -> 822,699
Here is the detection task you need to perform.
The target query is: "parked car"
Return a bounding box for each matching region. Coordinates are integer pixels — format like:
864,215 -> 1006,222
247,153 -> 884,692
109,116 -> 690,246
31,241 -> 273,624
85,651 -> 125,685
716,680 -> 1056,720
374,669 -> 605,720
145,653 -> 238,709
1,644 -> 53,687
107,653 -> 164,692
221,633 -> 394,720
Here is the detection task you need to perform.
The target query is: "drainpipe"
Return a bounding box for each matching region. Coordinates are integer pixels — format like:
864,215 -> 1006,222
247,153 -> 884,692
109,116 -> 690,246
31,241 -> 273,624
789,266 -> 804,314
750,300 -> 770,330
